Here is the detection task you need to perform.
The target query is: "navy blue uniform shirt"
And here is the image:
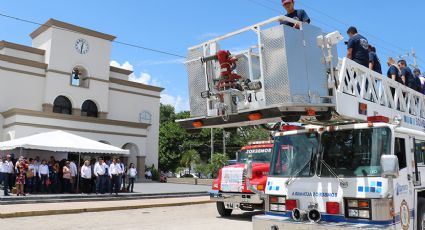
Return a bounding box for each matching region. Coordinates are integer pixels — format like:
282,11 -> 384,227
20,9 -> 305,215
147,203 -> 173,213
368,52 -> 382,74
347,34 -> 369,67
387,65 -> 401,83
401,67 -> 418,90
414,76 -> 422,92
282,9 -> 310,27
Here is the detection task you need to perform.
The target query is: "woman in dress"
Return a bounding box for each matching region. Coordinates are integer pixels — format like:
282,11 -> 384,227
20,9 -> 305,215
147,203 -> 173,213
80,160 -> 92,194
15,158 -> 28,196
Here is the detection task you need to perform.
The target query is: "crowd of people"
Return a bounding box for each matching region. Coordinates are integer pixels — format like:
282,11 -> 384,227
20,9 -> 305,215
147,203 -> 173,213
280,0 -> 425,93
0,154 -> 138,196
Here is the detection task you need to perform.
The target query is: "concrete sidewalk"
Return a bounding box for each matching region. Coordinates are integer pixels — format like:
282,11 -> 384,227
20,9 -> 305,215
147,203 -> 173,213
0,183 -> 211,204
0,195 -> 212,218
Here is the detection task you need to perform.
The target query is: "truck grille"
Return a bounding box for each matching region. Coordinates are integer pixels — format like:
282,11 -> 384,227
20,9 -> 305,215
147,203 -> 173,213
220,167 -> 244,192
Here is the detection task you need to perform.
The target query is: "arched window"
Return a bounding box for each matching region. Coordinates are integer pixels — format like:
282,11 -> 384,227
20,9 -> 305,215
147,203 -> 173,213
81,100 -> 98,117
53,96 -> 72,115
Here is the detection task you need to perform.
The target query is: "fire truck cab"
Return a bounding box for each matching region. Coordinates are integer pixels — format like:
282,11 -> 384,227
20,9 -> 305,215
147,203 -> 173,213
210,141 -> 273,216
254,119 -> 425,229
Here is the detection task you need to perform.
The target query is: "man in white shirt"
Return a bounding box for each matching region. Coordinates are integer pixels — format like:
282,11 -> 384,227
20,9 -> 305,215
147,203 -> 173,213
38,160 -> 49,193
0,157 -> 8,196
33,156 -> 40,193
109,158 -> 122,195
69,161 -> 77,193
94,158 -> 106,194
4,154 -> 14,195
117,158 -> 125,191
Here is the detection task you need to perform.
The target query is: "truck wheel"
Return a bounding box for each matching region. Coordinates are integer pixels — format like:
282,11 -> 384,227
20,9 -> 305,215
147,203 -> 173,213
418,198 -> 425,230
216,202 -> 233,217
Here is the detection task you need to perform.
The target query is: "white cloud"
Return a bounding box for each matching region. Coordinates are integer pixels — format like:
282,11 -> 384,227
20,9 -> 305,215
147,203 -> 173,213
129,72 -> 151,84
111,60 -> 161,86
110,60 -> 133,71
161,93 -> 189,112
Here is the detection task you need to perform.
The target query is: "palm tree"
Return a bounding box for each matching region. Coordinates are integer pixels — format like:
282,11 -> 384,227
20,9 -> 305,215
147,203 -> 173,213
210,153 -> 229,177
180,149 -> 201,174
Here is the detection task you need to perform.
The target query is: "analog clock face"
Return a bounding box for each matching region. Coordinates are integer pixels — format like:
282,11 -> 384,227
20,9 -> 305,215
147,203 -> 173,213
75,38 -> 89,54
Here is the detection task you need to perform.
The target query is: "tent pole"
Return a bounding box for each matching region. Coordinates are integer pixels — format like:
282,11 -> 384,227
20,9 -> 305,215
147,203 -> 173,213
77,152 -> 81,193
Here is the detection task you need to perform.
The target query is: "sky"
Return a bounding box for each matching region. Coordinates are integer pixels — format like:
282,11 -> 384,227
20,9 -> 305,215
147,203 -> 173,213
1,0 -> 425,112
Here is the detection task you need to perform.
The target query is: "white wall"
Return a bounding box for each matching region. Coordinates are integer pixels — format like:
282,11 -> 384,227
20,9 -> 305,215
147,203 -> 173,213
32,28 -> 53,65
1,21 -> 160,169
47,29 -> 112,81
0,67 -> 45,112
108,89 -> 160,167
0,115 -> 4,141
0,48 -> 44,63
43,72 -> 109,112
108,88 -> 160,123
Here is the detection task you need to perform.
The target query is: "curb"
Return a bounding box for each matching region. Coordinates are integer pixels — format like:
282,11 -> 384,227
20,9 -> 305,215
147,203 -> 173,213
0,192 -> 209,205
0,199 -> 214,218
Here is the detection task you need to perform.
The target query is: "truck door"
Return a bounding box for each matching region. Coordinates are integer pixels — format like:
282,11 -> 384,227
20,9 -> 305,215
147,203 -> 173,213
393,135 -> 414,230
412,138 -> 425,229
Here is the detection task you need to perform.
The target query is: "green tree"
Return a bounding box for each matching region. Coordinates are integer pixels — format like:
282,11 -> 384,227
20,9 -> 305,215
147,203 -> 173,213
180,149 -> 201,174
194,164 -> 212,178
158,103 -> 273,172
210,153 -> 229,177
158,120 -> 188,171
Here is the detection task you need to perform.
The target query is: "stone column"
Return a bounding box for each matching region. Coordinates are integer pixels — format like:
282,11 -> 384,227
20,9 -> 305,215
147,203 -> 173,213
42,104 -> 53,113
72,108 -> 81,116
98,112 -> 108,119
136,156 -> 146,182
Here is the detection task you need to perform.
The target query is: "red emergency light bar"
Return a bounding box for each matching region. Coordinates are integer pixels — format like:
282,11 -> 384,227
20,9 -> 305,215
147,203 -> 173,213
367,116 -> 389,123
281,125 -> 303,132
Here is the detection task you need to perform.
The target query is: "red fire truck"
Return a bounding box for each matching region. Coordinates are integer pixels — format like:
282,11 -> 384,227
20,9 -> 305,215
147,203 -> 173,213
210,141 -> 273,216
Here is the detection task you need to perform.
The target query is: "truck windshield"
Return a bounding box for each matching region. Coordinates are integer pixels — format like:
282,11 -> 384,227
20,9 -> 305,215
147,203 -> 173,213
270,132 -> 319,177
238,148 -> 272,163
320,127 -> 391,177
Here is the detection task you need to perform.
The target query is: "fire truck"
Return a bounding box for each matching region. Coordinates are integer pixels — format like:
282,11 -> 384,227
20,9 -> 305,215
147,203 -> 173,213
177,15 -> 425,229
210,141 -> 273,216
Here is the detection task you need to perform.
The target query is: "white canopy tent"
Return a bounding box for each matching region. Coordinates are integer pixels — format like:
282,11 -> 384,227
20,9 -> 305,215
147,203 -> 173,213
0,130 -> 129,155
0,130 -> 129,192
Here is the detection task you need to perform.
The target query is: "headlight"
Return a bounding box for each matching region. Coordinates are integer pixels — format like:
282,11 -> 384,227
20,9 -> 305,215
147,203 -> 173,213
358,210 -> 370,219
278,205 -> 286,212
278,197 -> 286,203
270,204 -> 279,211
269,196 -> 287,212
348,209 -> 359,217
347,200 -> 358,208
345,199 -> 371,220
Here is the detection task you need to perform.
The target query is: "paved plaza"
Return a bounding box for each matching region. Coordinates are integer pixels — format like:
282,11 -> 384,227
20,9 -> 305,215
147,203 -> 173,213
0,202 -> 257,230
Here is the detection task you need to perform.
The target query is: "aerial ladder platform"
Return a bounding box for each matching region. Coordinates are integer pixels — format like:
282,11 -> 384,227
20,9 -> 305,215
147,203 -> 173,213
177,16 -> 425,132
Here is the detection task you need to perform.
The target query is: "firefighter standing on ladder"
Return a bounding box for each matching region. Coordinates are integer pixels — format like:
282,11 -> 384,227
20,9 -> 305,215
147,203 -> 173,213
281,0 -> 310,29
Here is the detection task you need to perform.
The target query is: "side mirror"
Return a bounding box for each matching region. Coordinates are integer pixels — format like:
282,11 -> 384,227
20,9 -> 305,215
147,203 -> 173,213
381,155 -> 399,178
246,160 -> 253,179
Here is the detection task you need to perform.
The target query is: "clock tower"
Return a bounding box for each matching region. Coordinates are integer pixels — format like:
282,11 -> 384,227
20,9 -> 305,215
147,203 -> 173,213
30,19 -> 116,117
